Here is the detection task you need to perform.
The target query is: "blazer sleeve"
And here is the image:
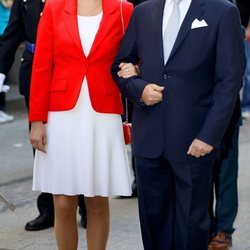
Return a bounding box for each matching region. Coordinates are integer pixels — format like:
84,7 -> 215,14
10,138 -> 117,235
111,8 -> 149,107
29,0 -> 53,123
0,0 -> 25,74
196,5 -> 244,148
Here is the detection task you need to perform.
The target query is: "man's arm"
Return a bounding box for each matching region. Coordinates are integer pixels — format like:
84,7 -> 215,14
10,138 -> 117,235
195,5 -> 244,149
112,9 -> 164,107
111,9 -> 149,107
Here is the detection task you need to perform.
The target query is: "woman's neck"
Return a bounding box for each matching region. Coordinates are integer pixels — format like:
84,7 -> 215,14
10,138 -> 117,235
77,0 -> 102,16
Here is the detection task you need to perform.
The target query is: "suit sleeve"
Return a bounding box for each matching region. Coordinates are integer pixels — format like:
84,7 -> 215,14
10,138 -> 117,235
29,0 -> 53,122
111,8 -> 149,107
0,0 -> 25,74
196,5 -> 244,148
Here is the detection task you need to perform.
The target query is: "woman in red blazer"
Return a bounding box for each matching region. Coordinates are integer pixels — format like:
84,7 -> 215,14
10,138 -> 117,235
29,0 -> 133,249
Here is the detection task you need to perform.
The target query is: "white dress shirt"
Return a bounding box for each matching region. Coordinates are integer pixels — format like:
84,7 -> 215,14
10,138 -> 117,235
162,0 -> 192,39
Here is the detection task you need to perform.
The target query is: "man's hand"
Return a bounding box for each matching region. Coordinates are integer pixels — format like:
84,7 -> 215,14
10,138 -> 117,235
30,121 -> 47,153
187,138 -> 213,158
141,84 -> 164,106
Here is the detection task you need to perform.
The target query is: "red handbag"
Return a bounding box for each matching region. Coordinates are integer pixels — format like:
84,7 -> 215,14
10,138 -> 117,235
123,122 -> 132,145
123,98 -> 132,145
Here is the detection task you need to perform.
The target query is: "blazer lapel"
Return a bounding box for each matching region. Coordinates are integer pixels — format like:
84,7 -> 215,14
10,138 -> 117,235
63,0 -> 85,58
150,0 -> 166,65
88,0 -> 119,57
166,0 -> 205,64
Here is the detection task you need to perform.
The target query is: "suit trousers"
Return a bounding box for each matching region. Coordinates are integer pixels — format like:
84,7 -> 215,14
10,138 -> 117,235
135,155 -> 213,250
0,92 -> 5,111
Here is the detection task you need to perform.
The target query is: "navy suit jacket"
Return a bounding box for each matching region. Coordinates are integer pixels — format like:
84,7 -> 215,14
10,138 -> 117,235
112,0 -> 244,161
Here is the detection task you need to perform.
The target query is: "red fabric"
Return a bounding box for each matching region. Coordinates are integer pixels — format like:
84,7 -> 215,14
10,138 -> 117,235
29,0 -> 133,122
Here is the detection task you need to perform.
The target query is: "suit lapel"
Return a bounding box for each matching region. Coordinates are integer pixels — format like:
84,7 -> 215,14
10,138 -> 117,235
63,0 -> 85,58
88,0 -> 119,57
166,0 -> 205,64
150,0 -> 166,65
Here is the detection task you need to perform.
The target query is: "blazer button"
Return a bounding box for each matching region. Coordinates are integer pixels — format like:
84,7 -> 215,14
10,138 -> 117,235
163,74 -> 168,80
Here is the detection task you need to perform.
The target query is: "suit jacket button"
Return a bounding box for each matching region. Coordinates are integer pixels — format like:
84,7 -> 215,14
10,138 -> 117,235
163,74 -> 167,80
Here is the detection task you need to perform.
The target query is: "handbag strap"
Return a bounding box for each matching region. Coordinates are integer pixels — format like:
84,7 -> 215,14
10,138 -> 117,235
120,0 -> 125,35
120,0 -> 129,123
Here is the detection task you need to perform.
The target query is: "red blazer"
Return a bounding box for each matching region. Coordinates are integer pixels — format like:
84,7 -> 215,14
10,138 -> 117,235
29,0 -> 133,122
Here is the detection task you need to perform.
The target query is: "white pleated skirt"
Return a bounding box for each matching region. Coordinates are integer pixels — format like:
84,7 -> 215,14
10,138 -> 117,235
32,79 -> 132,197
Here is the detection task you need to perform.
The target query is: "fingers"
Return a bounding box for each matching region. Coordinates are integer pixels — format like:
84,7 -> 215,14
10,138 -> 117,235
151,84 -> 164,92
187,139 -> 213,158
118,63 -> 135,78
141,84 -> 165,105
31,139 -> 47,153
118,63 -> 139,78
30,135 -> 47,153
30,122 -> 47,153
187,140 -> 203,158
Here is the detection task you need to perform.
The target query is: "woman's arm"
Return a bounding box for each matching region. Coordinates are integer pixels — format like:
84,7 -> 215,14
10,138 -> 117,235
29,0 -> 53,123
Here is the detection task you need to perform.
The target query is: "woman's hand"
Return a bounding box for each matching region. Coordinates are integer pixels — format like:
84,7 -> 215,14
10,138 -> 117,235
117,62 -> 140,79
30,121 -> 47,153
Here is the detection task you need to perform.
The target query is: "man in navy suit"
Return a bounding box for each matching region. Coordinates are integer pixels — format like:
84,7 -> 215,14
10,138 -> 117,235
112,0 -> 244,249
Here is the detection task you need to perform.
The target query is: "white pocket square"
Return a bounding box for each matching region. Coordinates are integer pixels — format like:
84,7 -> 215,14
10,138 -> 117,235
191,19 -> 208,29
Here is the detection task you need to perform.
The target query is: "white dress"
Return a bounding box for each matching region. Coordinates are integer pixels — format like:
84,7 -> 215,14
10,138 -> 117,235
32,13 -> 132,197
